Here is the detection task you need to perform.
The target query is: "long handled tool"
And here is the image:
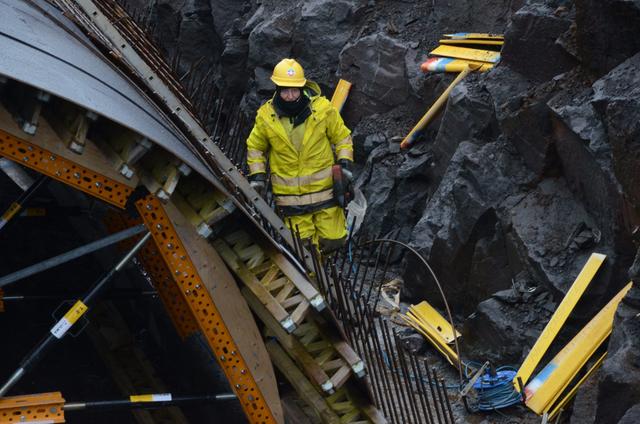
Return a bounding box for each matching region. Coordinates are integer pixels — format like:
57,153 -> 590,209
400,66 -> 473,149
0,231 -> 151,397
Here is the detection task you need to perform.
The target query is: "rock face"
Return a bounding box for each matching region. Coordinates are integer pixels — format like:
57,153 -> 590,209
575,0 -> 640,76
136,0 -> 640,421
339,34 -> 410,121
501,2 -> 577,82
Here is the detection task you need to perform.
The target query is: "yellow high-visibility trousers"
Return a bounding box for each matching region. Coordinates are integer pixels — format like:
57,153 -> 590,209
285,206 -> 347,246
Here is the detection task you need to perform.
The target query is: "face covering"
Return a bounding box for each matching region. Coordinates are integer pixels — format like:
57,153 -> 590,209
273,87 -> 311,127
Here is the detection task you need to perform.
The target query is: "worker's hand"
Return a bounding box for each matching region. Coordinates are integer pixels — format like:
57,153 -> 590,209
338,160 -> 354,205
249,173 -> 267,197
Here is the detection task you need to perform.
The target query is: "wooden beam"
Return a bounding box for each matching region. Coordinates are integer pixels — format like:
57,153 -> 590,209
266,340 -> 341,424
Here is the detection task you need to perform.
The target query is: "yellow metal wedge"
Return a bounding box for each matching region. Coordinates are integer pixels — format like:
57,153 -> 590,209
439,39 -> 504,46
430,45 -> 501,63
524,282 -> 633,414
400,314 -> 460,368
421,57 -> 493,73
443,32 -> 504,40
330,79 -> 352,113
514,253 -> 606,389
408,301 -> 461,344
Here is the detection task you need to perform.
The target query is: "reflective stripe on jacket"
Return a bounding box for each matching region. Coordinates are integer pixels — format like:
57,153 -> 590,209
246,81 -> 352,207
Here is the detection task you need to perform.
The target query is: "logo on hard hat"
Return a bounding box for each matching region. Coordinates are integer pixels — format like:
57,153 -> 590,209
287,68 -> 296,76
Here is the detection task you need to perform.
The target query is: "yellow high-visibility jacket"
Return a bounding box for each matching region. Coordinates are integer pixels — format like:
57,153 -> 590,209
246,81 -> 353,209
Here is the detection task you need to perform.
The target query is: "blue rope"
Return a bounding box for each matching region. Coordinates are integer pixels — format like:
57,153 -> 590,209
379,351 -> 522,411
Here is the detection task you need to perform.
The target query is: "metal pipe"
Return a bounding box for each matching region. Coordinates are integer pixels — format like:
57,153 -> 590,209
379,318 -> 409,423
423,359 -> 444,424
364,241 -> 387,304
441,377 -> 455,424
409,352 -> 435,424
365,307 -> 400,424
0,232 -> 150,397
372,243 -> 396,312
0,175 -> 49,231
432,368 -> 448,424
393,329 -> 421,424
361,239 -> 465,387
64,393 -> 236,411
0,224 -> 147,288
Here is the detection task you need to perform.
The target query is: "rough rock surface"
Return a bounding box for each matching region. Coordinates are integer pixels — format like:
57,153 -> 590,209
136,0 -> 640,421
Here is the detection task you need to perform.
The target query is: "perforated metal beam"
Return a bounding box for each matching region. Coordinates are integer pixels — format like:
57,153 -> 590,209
103,211 -> 199,340
0,128 -> 132,208
0,392 -> 65,423
135,195 -> 279,424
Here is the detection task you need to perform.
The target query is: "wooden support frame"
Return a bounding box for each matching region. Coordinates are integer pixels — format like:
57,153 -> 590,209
45,100 -> 98,154
266,340 -> 341,424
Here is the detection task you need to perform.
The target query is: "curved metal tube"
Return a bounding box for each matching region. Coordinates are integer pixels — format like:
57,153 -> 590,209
358,238 -> 465,391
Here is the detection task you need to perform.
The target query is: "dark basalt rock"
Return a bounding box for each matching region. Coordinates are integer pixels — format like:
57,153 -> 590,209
339,34 -> 410,122
501,2 -> 577,82
591,53 -> 640,210
429,75 -> 500,186
575,0 -> 640,77
404,139 -> 535,311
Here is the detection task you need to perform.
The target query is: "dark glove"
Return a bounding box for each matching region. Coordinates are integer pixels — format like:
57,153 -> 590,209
249,173 -> 267,197
338,159 -> 354,205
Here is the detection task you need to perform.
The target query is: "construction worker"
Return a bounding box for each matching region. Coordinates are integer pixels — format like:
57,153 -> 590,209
246,58 -> 354,252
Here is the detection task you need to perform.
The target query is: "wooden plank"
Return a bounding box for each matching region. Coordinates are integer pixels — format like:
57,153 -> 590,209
266,247 -> 325,310
162,201 -> 284,424
242,287 -> 335,394
266,340 -> 341,424
312,314 -> 365,377
214,238 -> 292,329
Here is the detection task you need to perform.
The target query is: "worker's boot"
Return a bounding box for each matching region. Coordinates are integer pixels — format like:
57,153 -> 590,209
319,236 -> 347,255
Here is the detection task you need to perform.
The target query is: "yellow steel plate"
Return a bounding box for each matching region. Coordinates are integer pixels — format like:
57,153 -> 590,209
547,351 -> 607,419
443,32 -> 504,40
421,57 -> 494,73
401,314 -> 459,367
514,253 -> 606,389
430,45 -> 501,63
439,39 -> 504,46
524,282 -> 632,414
409,301 -> 460,344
